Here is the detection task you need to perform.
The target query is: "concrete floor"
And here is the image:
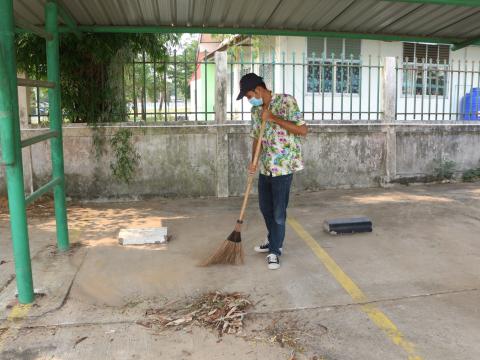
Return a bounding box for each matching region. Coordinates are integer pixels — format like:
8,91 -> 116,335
0,183 -> 479,359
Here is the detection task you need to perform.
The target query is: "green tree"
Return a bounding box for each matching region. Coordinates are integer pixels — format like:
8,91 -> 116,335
122,39 -> 199,121
170,40 -> 199,101
16,33 -> 179,123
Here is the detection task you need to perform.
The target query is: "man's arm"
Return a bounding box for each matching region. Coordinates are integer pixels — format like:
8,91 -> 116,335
268,114 -> 308,136
262,110 -> 308,136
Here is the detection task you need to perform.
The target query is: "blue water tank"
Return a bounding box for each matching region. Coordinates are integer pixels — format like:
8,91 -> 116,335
461,88 -> 480,120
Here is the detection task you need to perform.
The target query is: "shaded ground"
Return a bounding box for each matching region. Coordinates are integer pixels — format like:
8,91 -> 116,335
0,183 -> 479,359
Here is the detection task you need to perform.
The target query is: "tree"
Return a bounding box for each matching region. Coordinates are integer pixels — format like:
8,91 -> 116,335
122,38 -> 199,121
16,32 -> 179,123
169,39 -> 199,101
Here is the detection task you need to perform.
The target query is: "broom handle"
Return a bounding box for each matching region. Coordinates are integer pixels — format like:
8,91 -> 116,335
237,117 -> 268,225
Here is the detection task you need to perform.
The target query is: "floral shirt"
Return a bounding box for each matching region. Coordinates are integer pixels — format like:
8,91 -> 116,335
250,94 -> 305,177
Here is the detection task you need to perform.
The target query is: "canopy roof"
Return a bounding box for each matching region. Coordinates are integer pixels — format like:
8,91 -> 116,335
13,0 -> 480,50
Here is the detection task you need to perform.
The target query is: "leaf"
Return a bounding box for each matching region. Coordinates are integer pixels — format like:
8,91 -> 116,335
166,317 -> 192,326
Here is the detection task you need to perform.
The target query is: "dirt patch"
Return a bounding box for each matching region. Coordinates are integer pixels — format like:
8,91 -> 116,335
0,195 -> 56,218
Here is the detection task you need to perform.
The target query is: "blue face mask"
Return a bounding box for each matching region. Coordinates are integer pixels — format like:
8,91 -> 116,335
249,97 -> 263,107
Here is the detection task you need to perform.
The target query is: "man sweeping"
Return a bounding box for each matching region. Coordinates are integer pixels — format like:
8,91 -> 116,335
236,73 -> 308,270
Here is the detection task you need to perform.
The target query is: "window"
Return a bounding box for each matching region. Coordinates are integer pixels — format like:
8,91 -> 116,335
336,61 -> 360,94
307,38 -> 361,94
402,42 -> 449,96
307,60 -> 332,93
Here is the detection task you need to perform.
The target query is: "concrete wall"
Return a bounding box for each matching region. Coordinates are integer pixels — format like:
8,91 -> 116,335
395,125 -> 480,178
3,46 -> 480,200
2,123 -> 479,199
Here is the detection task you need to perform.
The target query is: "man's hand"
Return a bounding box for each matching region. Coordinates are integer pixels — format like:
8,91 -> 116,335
248,162 -> 257,175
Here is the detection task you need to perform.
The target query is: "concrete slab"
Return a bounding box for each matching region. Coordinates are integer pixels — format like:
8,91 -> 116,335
0,183 -> 479,359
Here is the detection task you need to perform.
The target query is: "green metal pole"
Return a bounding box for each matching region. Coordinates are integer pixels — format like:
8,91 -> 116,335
0,0 -> 34,304
46,0 -> 69,251
0,48 -> 15,166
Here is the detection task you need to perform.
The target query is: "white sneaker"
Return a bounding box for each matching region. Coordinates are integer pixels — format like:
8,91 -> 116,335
267,254 -> 280,270
254,238 -> 282,253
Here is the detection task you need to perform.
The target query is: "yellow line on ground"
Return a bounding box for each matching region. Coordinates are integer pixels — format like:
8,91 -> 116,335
7,304 -> 32,321
0,304 -> 33,352
287,217 -> 423,360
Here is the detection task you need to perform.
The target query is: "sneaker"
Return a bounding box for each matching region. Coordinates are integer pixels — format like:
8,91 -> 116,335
254,238 -> 270,253
254,238 -> 282,253
267,254 -> 280,270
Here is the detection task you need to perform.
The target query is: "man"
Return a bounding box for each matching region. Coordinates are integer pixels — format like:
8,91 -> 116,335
236,73 -> 307,270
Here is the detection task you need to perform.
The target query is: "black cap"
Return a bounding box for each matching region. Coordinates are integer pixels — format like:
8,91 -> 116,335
236,73 -> 264,100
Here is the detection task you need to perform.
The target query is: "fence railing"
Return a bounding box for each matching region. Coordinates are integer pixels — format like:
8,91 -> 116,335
227,52 -> 383,122
27,51 -> 480,124
123,51 -> 215,122
29,86 -> 49,124
396,58 -> 480,121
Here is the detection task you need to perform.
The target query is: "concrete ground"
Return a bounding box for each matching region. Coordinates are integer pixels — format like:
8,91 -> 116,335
0,183 -> 479,360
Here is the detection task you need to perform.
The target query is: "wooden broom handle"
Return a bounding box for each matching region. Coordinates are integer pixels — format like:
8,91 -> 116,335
237,117 -> 268,224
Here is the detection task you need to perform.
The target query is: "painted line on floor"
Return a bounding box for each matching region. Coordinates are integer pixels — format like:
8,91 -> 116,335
0,304 -> 33,352
287,217 -> 423,360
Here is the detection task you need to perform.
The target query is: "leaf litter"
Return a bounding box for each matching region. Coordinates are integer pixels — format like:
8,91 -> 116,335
141,292 -> 328,359
142,291 -> 252,336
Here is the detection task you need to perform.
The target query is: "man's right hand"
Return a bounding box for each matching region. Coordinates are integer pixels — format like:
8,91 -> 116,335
248,162 -> 257,175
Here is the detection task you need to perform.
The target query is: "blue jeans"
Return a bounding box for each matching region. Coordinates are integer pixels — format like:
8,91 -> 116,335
258,173 -> 293,256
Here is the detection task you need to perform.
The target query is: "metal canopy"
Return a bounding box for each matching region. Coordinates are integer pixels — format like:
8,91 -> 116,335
12,0 -> 480,48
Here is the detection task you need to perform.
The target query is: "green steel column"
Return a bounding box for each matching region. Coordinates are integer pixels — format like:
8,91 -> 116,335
0,0 -> 34,304
0,45 -> 15,165
46,1 -> 69,250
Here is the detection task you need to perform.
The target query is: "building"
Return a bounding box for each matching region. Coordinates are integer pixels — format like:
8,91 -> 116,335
193,35 -> 480,122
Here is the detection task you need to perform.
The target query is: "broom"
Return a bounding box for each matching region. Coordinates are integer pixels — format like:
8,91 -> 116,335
201,116 -> 268,266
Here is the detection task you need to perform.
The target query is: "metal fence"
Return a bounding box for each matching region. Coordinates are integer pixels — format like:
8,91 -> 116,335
29,86 -> 49,124
27,51 -> 480,124
121,51 -> 383,123
122,51 -> 215,122
396,58 -> 480,121
227,51 -> 383,122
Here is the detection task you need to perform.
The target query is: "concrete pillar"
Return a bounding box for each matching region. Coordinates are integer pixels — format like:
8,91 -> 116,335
383,57 -> 397,184
215,51 -> 229,197
383,57 -> 396,123
215,52 -> 227,125
17,74 -> 34,194
17,74 -> 30,127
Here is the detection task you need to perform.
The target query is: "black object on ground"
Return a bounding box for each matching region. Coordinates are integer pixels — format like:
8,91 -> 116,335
324,217 -> 373,235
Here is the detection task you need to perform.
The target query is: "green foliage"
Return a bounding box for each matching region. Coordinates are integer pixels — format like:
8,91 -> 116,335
167,40 -> 199,101
462,165 -> 480,182
122,39 -> 198,121
16,32 -> 179,123
110,128 -> 140,184
220,35 -> 276,60
433,159 -> 456,180
251,36 -> 276,56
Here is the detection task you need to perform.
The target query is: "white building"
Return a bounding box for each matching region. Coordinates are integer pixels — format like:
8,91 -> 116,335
224,36 -> 480,122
